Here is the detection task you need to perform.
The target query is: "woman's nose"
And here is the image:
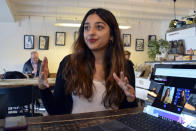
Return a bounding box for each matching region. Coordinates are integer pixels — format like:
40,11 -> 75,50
88,27 -> 96,35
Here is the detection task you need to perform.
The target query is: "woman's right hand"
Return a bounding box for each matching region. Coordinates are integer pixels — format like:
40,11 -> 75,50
38,57 -> 49,90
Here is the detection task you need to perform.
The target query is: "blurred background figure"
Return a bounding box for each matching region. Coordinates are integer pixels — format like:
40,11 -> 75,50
124,50 -> 134,66
23,51 -> 42,78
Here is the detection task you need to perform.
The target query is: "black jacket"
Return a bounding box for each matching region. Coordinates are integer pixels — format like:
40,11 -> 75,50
40,55 -> 137,115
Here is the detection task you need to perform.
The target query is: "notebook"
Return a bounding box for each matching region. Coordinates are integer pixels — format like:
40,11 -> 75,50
79,76 -> 195,131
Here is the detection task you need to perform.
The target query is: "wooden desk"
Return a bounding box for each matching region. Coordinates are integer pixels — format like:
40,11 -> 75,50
0,107 -> 143,131
0,78 -> 55,88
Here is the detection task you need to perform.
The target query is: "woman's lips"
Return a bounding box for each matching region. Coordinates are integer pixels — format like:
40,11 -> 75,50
88,39 -> 97,43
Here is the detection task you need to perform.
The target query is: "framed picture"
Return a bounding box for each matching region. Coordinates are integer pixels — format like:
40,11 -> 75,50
148,35 -> 156,47
24,35 -> 34,49
148,35 -> 156,41
39,36 -> 49,50
135,39 -> 144,51
55,32 -> 65,46
123,34 -> 131,47
74,31 -> 79,41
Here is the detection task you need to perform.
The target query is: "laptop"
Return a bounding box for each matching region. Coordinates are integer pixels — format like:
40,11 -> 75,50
79,64 -> 196,131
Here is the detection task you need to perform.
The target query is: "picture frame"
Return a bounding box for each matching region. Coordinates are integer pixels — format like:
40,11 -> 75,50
74,31 -> 79,41
148,35 -> 156,47
24,35 -> 34,49
135,39 -> 144,51
123,34 -> 131,47
55,32 -> 65,46
39,36 -> 49,50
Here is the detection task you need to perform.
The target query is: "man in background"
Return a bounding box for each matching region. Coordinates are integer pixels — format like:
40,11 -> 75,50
124,50 -> 134,66
23,51 -> 42,78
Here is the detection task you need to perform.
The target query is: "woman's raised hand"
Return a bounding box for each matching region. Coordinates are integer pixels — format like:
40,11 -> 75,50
38,57 -> 49,90
113,71 -> 135,102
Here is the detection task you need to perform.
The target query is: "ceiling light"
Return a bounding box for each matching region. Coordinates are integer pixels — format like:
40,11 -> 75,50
54,23 -> 81,27
54,23 -> 131,29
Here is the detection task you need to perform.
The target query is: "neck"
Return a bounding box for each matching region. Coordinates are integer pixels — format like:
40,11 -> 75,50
92,50 -> 105,65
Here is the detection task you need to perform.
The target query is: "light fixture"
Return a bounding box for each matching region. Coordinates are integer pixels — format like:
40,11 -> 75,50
172,0 -> 178,26
54,23 -> 131,29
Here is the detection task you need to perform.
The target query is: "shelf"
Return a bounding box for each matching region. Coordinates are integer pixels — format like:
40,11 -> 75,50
166,23 -> 196,33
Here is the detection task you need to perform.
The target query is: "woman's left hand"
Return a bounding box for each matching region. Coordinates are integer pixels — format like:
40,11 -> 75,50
113,71 -> 135,102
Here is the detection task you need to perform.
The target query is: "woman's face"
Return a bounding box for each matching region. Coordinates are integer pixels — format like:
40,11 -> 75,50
83,13 -> 111,52
166,88 -> 170,96
181,90 -> 185,97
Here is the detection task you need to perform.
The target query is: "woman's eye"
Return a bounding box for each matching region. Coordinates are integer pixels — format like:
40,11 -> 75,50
84,25 -> 90,31
97,25 -> 104,30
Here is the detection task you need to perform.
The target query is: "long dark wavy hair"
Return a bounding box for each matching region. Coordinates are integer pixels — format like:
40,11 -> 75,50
62,8 -> 131,108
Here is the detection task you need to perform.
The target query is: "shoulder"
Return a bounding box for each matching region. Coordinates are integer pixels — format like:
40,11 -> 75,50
24,59 -> 31,65
125,60 -> 134,70
61,54 -> 71,63
57,55 -> 72,71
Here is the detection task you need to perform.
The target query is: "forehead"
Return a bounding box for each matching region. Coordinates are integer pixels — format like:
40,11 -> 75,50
85,13 -> 107,25
31,53 -> 38,57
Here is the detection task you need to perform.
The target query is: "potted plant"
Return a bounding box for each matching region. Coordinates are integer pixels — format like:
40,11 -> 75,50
148,39 -> 169,61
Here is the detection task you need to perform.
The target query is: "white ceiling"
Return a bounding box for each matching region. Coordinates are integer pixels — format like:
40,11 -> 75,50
2,0 -> 196,23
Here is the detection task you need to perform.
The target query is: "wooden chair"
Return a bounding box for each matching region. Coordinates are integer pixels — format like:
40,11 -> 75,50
49,73 -> 57,78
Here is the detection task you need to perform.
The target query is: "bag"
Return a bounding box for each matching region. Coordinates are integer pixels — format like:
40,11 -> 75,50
2,71 -> 27,79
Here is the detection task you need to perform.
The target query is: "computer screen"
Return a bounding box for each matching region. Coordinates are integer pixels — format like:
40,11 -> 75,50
150,64 -> 196,93
152,76 -> 192,114
149,64 -> 196,114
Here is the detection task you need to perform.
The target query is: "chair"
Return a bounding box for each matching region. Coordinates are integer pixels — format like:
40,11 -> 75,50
0,86 -> 33,117
49,73 -> 57,78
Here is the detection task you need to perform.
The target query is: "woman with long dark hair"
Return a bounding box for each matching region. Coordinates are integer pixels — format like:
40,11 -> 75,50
161,88 -> 171,104
38,8 -> 137,115
177,90 -> 186,106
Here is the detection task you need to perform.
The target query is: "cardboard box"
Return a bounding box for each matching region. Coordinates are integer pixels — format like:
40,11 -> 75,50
136,77 -> 151,89
175,55 -> 183,61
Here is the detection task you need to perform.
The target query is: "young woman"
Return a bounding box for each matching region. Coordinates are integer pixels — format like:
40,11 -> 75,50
177,90 -> 186,106
39,8 -> 137,115
161,88 -> 171,104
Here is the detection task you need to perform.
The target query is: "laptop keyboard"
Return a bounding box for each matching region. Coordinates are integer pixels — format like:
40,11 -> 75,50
117,113 -> 191,131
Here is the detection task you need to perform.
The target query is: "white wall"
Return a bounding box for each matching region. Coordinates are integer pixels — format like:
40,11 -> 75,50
0,17 -> 169,74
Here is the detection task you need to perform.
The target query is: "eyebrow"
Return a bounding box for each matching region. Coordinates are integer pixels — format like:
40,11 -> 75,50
84,22 -> 106,25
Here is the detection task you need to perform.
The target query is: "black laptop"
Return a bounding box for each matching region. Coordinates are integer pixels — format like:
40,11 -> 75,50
79,76 -> 195,131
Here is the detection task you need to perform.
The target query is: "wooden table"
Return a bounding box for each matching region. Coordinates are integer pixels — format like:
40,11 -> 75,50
0,106 -> 143,131
0,78 -> 55,88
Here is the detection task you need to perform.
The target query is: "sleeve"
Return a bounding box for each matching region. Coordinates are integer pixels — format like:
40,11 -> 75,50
23,63 -> 28,73
119,60 -> 138,109
40,55 -> 73,115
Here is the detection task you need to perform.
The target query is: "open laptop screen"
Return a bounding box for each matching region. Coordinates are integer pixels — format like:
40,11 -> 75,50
152,77 -> 193,114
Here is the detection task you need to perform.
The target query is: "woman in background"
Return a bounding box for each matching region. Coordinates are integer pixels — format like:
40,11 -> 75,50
177,90 -> 186,106
161,88 -> 172,104
38,8 -> 137,115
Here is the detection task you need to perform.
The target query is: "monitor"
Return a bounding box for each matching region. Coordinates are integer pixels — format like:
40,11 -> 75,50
150,64 -> 196,93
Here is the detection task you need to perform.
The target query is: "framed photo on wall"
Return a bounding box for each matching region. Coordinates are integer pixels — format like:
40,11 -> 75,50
135,39 -> 144,51
123,34 -> 131,47
39,36 -> 49,50
148,35 -> 156,47
55,32 -> 65,46
148,34 -> 156,42
24,35 -> 34,49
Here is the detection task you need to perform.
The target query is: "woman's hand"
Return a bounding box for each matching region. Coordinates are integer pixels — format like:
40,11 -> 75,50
38,57 -> 49,90
113,71 -> 135,102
